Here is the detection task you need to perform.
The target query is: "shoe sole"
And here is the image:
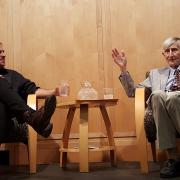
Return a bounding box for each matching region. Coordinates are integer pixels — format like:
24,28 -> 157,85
160,170 -> 180,178
41,95 -> 56,129
160,174 -> 178,178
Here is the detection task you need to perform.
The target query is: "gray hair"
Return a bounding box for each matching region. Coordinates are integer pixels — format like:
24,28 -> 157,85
163,37 -> 180,50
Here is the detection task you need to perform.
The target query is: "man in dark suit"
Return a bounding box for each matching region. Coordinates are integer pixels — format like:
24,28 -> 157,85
0,42 -> 61,143
112,37 -> 180,178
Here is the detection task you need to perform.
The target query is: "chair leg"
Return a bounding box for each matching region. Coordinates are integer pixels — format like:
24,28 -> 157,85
28,125 -> 37,173
139,141 -> 149,173
151,142 -> 170,167
151,141 -> 157,162
157,149 -> 168,167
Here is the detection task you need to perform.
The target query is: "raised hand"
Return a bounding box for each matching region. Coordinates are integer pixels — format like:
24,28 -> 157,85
112,48 -> 127,72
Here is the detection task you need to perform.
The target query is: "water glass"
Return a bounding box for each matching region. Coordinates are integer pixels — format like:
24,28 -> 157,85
103,88 -> 114,99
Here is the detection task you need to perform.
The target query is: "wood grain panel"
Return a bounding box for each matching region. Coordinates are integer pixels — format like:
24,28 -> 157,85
1,0 -> 180,164
111,0 -> 136,134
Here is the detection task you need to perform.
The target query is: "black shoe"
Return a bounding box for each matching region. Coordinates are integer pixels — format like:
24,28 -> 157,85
25,95 -> 56,137
7,118 -> 28,145
160,159 -> 180,178
40,123 -> 53,138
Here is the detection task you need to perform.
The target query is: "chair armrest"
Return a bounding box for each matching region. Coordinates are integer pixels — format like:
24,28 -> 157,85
27,94 -> 37,110
135,88 -> 145,136
135,88 -> 149,173
27,94 -> 37,173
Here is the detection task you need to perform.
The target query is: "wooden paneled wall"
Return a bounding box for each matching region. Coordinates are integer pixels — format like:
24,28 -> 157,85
1,0 -> 180,164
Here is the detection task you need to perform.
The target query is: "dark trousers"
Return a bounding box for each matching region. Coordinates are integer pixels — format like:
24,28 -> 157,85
0,78 -> 32,141
0,102 -> 10,140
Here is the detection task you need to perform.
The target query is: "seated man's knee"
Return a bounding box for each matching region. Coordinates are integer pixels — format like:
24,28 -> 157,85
151,90 -> 166,103
166,92 -> 179,105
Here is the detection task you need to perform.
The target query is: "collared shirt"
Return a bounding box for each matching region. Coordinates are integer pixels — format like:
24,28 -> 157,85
165,66 -> 180,91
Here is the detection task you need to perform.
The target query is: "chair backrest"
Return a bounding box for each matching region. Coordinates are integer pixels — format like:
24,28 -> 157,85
144,71 -> 152,105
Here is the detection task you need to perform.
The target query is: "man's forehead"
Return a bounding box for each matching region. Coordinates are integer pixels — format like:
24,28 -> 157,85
164,43 -> 180,51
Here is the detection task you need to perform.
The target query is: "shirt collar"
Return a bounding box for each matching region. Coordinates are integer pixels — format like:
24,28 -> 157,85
169,65 -> 180,76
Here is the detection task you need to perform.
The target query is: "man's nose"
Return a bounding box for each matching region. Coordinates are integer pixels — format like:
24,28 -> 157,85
169,49 -> 173,56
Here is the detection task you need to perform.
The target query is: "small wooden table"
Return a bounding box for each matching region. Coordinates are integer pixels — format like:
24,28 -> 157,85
57,99 -> 118,172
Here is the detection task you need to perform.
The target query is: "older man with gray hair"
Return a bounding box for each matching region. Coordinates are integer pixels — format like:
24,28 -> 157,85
112,37 -> 180,178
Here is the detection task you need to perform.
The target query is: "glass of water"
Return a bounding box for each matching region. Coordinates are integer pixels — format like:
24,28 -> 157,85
103,88 -> 114,99
59,80 -> 70,97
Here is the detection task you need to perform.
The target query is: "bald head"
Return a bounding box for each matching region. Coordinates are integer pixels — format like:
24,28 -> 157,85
0,42 -> 5,68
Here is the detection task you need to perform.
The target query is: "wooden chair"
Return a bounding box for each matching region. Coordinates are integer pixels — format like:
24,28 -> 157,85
26,94 -> 37,173
135,88 -> 149,173
135,88 -> 180,173
0,94 -> 37,173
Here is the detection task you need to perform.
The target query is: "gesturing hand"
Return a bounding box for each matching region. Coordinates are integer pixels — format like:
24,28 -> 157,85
112,48 -> 127,72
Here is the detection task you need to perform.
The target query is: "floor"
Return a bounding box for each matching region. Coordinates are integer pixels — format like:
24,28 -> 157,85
0,162 -> 179,180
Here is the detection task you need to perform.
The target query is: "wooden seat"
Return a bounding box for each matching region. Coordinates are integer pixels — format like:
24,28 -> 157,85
135,88 -> 180,173
0,94 -> 37,173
